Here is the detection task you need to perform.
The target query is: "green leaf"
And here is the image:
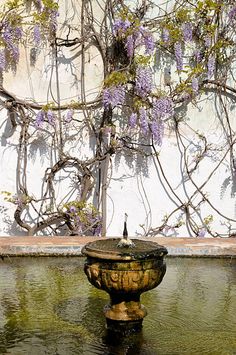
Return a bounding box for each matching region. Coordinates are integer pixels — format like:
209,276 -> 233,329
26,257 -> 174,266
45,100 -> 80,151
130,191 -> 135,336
104,71 -> 128,87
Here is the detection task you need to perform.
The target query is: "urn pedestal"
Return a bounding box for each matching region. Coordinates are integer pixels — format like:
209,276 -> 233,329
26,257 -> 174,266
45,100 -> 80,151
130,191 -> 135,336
82,238 -> 168,334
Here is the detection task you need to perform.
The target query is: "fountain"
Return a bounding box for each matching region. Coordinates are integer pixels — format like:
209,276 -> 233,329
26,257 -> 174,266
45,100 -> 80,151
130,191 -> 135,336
82,215 -> 168,335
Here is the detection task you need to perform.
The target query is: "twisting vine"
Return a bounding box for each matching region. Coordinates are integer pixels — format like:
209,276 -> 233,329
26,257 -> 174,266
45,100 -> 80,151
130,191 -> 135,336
1,0 -> 236,237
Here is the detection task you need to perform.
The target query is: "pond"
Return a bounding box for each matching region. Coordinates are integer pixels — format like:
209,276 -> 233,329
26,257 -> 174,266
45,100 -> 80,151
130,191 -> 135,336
0,257 -> 235,354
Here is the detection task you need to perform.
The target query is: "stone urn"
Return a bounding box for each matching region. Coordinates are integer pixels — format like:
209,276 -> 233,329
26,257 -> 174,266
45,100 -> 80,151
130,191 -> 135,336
82,238 -> 168,334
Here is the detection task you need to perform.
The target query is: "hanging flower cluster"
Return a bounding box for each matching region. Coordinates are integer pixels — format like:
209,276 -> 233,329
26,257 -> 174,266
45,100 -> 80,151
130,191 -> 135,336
182,22 -> 192,42
152,98 -> 174,120
139,107 -> 148,135
103,11 -> 183,145
64,201 -> 102,236
157,2 -> 236,94
113,16 -> 155,58
127,96 -> 174,146
32,0 -> 59,42
101,2 -> 236,148
151,120 -> 164,146
174,42 -> 183,71
35,109 -> 55,128
65,109 -> 74,123
103,85 -> 126,109
0,19 -> 22,70
135,66 -> 152,97
162,28 -> 170,43
228,6 -> 236,21
128,112 -> 137,128
0,0 -> 59,71
33,25 -> 41,46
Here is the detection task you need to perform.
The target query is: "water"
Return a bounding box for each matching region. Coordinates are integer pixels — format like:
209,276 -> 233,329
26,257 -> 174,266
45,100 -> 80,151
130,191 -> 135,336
0,257 -> 235,354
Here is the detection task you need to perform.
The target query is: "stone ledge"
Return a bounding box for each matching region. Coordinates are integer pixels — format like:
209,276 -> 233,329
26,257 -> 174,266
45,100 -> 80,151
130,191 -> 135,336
0,236 -> 235,257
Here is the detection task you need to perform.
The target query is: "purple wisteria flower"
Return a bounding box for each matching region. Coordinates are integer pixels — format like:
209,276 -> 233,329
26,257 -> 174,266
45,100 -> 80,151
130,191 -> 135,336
151,119 -> 164,146
68,204 -> 102,236
14,27 -> 23,40
133,27 -> 143,47
129,112 -> 137,128
3,25 -> 13,46
69,205 -> 77,213
87,214 -> 102,236
103,85 -> 125,109
182,93 -> 191,102
94,221 -> 102,236
139,107 -> 148,135
125,25 -> 154,57
143,33 -> 155,55
153,97 -> 174,119
47,110 -> 55,124
103,88 -> 112,109
207,55 -> 215,79
2,23 -> 22,62
11,46 -> 20,63
194,49 -> 202,63
204,35 -> 211,48
34,0 -> 43,11
113,18 -> 131,36
182,22 -> 192,42
135,66 -> 152,97
229,7 -> 236,21
126,35 -> 135,58
33,25 -> 41,46
48,9 -> 59,33
162,28 -> 170,43
0,50 -> 6,71
174,42 -> 183,71
3,24 -> 22,43
192,77 -> 199,93
65,109 -> 74,123
35,110 -> 45,128
198,228 -> 206,238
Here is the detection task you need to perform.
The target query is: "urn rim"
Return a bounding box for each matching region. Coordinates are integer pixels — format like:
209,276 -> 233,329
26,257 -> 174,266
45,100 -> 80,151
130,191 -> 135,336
81,238 -> 168,261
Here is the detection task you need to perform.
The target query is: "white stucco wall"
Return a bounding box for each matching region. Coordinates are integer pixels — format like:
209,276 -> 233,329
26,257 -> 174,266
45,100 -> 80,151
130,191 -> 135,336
0,0 -> 235,237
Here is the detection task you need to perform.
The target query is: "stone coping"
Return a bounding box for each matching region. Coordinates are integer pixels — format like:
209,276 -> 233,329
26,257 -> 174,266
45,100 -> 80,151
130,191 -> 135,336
0,236 -> 235,257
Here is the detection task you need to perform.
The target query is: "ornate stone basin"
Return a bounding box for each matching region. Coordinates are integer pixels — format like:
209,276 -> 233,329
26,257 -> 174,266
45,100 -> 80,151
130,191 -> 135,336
82,238 -> 168,334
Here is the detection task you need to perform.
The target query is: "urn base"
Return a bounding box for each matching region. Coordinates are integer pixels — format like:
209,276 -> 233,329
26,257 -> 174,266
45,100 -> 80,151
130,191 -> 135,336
104,297 -> 147,321
106,318 -> 144,335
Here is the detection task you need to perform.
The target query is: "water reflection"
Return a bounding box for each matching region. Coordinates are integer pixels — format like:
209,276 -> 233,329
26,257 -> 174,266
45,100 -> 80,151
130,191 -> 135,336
102,330 -> 146,355
0,257 -> 235,354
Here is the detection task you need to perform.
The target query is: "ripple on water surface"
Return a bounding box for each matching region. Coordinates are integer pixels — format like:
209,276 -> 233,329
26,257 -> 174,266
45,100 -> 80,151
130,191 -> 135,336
0,257 -> 235,354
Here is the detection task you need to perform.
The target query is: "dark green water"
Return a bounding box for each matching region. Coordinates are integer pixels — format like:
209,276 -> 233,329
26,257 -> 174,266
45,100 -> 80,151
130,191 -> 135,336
0,257 -> 235,355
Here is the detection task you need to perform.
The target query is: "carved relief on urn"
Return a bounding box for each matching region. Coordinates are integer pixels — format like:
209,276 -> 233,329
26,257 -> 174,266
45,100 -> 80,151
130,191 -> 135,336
84,259 -> 166,294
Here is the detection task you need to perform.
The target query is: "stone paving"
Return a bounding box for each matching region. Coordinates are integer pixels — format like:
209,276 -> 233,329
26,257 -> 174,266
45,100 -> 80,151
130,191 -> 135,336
0,236 -> 235,257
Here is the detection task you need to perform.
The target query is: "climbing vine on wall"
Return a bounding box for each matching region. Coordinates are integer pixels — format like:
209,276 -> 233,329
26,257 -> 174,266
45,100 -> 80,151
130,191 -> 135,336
1,0 -> 236,237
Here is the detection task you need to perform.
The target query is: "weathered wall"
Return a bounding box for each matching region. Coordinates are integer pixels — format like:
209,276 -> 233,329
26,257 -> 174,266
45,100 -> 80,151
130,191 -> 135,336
0,0 -> 235,237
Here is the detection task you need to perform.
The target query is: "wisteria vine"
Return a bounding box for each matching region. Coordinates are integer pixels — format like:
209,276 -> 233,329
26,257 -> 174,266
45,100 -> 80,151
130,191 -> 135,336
1,0 -> 236,238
